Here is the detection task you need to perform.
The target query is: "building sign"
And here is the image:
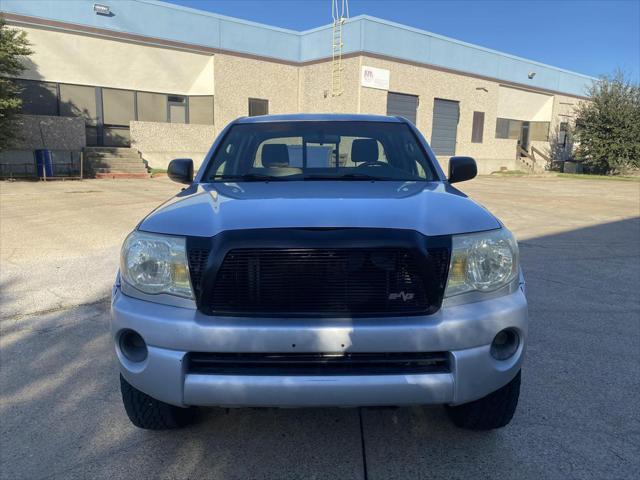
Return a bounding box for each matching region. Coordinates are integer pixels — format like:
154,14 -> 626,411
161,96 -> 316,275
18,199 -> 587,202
361,66 -> 390,90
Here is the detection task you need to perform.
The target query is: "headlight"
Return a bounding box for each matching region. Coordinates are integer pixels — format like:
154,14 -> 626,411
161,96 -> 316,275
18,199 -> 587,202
120,231 -> 194,299
445,228 -> 519,297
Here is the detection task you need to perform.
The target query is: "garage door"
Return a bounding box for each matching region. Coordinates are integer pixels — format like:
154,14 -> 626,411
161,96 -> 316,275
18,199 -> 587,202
387,92 -> 418,125
430,99 -> 459,156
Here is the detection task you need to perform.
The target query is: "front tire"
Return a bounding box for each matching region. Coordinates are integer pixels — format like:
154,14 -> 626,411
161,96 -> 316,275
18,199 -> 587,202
445,370 -> 521,430
120,374 -> 195,430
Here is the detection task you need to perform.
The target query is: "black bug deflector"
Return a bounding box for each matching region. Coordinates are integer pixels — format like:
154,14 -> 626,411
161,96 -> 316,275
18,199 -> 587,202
187,228 -> 451,318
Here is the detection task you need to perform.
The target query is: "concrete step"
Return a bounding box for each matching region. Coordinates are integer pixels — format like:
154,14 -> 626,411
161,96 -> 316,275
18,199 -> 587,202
85,150 -> 140,157
84,147 -> 149,178
84,147 -> 141,160
85,147 -> 138,154
86,155 -> 142,162
94,172 -> 151,179
91,166 -> 149,174
86,159 -> 148,167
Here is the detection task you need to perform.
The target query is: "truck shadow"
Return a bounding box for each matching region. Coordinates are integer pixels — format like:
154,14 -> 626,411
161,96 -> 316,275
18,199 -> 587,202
1,217 -> 638,479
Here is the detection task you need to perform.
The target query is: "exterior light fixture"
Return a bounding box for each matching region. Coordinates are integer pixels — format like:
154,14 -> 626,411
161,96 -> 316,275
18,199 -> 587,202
94,3 -> 111,15
528,71 -> 536,79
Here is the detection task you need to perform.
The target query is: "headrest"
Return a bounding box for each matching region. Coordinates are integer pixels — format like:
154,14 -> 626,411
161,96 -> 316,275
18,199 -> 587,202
351,139 -> 379,163
262,144 -> 289,168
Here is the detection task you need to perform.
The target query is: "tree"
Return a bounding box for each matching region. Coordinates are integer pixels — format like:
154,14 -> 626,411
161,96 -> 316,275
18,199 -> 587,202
0,16 -> 32,150
573,71 -> 640,174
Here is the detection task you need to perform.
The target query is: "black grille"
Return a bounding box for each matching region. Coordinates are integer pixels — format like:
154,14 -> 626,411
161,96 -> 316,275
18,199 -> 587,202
186,352 -> 450,376
188,248 -> 210,296
204,247 -> 449,316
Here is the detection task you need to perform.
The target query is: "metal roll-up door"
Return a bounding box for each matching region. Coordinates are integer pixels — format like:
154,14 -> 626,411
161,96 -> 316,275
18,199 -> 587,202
431,99 -> 460,156
386,92 -> 419,125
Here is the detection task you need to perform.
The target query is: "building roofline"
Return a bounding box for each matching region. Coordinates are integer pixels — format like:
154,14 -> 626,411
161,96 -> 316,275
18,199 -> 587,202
350,15 -> 596,81
0,0 -> 596,97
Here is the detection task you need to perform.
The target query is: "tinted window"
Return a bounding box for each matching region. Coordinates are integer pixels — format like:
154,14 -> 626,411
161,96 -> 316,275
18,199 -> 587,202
495,118 -> 522,139
103,88 -> 135,125
16,80 -> 58,116
137,92 -> 167,123
204,121 -> 436,182
529,121 -> 550,141
471,111 -> 484,143
249,98 -> 268,117
168,96 -> 186,123
558,121 -> 568,146
59,84 -> 97,125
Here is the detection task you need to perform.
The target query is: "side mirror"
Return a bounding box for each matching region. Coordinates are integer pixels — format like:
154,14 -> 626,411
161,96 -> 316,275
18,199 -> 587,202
167,158 -> 194,184
448,156 -> 477,184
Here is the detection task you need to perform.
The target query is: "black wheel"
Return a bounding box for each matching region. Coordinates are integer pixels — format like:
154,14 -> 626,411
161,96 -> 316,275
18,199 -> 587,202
119,374 -> 195,430
445,370 -> 521,430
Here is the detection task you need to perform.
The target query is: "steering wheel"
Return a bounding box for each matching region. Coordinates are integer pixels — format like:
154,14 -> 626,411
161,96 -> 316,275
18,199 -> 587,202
356,160 -> 388,168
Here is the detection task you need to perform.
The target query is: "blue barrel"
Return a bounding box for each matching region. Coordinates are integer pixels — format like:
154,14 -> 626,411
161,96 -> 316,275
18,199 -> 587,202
35,149 -> 53,178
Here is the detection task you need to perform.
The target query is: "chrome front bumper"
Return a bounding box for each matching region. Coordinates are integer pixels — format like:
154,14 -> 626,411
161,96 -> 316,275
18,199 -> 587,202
111,284 -> 527,408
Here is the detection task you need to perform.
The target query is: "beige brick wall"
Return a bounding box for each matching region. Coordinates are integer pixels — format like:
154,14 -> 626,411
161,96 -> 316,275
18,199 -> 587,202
10,25 -> 586,174
213,54 -> 300,129
9,114 -> 86,150
130,121 -> 216,169
299,57 -> 361,113
357,55 -> 518,173
209,53 -> 583,174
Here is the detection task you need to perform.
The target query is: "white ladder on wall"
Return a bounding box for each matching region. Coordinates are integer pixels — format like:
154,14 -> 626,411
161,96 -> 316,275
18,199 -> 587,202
331,0 -> 349,97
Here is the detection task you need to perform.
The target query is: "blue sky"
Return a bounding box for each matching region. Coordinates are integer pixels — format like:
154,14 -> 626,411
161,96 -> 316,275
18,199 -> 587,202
166,0 -> 640,81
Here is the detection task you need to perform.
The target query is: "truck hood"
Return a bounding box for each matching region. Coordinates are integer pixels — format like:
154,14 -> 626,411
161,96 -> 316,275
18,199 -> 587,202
139,181 -> 500,237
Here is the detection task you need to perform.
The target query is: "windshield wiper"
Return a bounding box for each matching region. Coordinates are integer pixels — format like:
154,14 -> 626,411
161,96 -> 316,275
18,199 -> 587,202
209,173 -> 287,182
302,173 -> 385,181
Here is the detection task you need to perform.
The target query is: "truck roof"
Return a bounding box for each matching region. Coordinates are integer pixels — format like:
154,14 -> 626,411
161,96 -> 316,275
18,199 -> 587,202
235,113 -> 406,124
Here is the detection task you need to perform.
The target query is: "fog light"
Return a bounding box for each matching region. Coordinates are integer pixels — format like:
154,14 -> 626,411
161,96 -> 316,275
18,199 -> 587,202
490,328 -> 519,360
119,329 -> 147,362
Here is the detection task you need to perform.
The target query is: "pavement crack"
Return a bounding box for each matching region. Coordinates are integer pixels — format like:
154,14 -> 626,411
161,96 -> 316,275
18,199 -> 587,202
358,408 -> 369,480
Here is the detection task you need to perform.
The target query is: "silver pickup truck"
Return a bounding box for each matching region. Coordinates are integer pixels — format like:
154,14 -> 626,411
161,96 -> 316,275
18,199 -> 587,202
111,114 -> 527,431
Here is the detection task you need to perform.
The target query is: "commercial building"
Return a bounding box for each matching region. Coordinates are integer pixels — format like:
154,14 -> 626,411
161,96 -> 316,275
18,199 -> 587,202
0,0 -> 592,176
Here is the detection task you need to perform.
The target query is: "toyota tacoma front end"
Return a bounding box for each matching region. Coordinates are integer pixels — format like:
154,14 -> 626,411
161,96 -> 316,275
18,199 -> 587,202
111,114 -> 527,430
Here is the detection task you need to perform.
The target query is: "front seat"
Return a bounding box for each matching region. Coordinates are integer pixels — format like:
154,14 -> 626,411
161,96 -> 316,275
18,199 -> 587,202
351,138 -> 379,164
261,144 -> 302,176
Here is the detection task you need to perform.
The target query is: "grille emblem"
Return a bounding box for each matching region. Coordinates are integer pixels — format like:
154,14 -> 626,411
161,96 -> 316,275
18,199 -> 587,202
388,291 -> 415,301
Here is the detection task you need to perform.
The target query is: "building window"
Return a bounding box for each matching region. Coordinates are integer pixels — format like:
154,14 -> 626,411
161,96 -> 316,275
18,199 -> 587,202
16,79 -> 58,116
102,88 -> 136,147
529,121 -> 550,141
168,95 -> 187,123
496,117 -> 549,141
59,84 -> 98,144
558,121 -> 568,147
137,92 -> 167,123
471,111 -> 484,143
188,96 -> 214,125
102,88 -> 135,126
495,118 -> 522,139
249,98 -> 268,117
59,84 -> 97,124
495,118 -> 509,138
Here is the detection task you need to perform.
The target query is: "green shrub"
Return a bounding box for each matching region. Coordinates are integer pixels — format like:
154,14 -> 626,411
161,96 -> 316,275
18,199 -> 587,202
0,17 -> 32,150
573,71 -> 640,175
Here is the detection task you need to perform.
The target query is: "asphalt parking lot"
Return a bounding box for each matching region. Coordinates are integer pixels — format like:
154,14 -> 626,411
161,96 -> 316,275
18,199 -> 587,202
1,175 -> 639,479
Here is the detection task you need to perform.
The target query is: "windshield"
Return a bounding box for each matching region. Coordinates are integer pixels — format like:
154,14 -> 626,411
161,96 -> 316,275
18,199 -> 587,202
203,121 -> 437,182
